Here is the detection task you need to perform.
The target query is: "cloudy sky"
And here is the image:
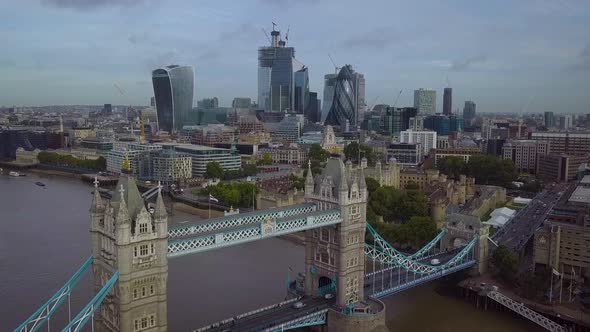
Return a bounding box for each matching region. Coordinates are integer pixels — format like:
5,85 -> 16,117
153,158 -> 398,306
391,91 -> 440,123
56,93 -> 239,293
1,0 -> 589,113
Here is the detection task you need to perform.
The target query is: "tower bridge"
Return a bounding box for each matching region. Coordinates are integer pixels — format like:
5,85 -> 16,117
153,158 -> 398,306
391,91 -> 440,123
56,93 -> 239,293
17,157 -> 492,332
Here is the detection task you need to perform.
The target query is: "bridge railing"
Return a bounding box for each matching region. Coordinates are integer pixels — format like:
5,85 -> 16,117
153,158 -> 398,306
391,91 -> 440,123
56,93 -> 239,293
61,271 -> 119,332
194,296 -> 302,332
168,209 -> 342,257
365,224 -> 446,260
168,203 -> 316,239
14,256 -> 93,332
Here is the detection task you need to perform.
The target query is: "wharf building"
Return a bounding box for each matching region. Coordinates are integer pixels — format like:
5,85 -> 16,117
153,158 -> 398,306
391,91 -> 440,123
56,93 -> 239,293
534,176 -> 590,281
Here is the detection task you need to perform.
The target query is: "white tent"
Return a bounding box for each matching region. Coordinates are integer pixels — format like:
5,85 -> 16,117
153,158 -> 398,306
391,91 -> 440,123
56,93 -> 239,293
513,196 -> 532,205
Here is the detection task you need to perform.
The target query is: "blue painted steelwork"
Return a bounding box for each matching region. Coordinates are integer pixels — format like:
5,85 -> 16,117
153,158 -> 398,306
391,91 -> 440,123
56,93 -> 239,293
168,209 -> 341,258
370,260 -> 476,298
366,224 -> 446,260
14,256 -> 93,332
168,203 -> 316,238
265,309 -> 328,332
61,272 -> 119,332
366,224 -> 478,274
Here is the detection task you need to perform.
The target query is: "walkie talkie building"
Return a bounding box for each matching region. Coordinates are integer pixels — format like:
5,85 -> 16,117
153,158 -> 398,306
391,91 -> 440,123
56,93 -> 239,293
152,65 -> 194,133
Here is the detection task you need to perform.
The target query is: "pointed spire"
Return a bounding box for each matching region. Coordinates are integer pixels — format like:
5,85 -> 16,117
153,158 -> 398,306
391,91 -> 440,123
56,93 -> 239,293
154,182 -> 167,221
90,176 -> 103,213
359,166 -> 367,189
339,160 -> 348,192
115,184 -> 131,225
305,160 -> 314,185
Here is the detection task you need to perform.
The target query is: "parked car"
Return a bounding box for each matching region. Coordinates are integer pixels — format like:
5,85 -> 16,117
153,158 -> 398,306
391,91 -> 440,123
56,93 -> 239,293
430,258 -> 440,265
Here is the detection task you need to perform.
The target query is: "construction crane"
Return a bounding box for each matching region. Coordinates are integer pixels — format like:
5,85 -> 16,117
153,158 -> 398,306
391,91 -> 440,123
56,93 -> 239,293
328,54 -> 339,74
366,96 -> 380,113
261,28 -> 272,45
392,90 -> 403,108
285,26 -> 290,42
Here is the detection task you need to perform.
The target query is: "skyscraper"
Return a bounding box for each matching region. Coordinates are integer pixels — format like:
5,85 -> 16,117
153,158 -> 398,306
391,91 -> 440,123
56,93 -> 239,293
307,92 -> 321,123
323,65 -> 361,130
294,67 -> 309,114
384,107 -> 417,136
152,65 -> 194,133
414,88 -> 436,115
443,88 -> 452,115
463,101 -> 476,126
321,73 -> 337,123
544,111 -> 555,128
257,25 -> 302,112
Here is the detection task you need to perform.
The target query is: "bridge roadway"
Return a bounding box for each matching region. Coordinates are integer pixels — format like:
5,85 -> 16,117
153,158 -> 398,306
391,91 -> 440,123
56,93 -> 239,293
198,251 -> 464,332
493,188 -> 562,252
197,297 -> 332,332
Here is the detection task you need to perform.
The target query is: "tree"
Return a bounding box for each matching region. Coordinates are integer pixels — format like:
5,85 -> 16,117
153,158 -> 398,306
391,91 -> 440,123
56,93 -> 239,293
308,144 -> 330,163
205,161 -> 224,179
198,182 -> 258,208
261,152 -> 273,165
491,245 -> 519,282
365,177 -> 380,194
289,174 -> 305,190
437,156 -> 467,180
242,163 -> 258,177
466,155 -> 517,187
344,142 -> 377,166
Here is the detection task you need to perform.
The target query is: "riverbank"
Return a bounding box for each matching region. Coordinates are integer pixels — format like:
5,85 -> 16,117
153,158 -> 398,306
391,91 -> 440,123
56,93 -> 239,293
459,275 -> 590,331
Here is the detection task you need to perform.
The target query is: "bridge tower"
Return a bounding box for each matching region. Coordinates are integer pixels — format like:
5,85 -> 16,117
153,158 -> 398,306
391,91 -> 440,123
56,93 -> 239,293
441,213 -> 489,274
90,172 -> 168,331
304,157 -> 367,306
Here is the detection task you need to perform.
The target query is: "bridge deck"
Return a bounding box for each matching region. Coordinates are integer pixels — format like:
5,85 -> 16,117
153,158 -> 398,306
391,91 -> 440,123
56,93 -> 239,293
197,297 -> 331,332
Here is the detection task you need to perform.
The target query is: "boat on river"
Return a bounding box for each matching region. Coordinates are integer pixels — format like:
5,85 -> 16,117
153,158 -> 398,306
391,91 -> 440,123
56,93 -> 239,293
9,171 -> 20,177
35,181 -> 46,187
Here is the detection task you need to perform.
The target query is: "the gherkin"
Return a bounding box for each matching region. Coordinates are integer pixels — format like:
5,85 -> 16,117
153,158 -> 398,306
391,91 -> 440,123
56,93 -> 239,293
323,65 -> 358,129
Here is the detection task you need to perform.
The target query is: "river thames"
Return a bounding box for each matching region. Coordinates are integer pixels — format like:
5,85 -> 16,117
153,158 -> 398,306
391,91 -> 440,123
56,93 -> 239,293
0,172 -> 540,331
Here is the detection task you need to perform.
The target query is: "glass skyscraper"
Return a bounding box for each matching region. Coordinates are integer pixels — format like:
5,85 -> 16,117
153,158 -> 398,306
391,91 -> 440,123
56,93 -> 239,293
414,88 -> 436,115
152,65 -> 194,133
294,67 -> 309,114
322,65 -> 365,130
443,87 -> 452,115
463,101 -> 476,126
257,27 -> 303,112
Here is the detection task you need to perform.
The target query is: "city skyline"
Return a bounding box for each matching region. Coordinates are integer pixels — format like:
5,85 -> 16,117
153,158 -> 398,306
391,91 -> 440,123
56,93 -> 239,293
0,0 -> 589,113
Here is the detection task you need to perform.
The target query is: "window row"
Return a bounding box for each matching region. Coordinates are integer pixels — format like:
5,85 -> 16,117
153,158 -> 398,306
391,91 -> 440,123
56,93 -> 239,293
134,314 -> 156,331
132,284 -> 156,300
133,243 -> 155,257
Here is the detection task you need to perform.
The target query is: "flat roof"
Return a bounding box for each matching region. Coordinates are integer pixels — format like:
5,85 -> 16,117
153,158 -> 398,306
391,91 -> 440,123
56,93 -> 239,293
569,186 -> 590,204
158,143 -> 231,152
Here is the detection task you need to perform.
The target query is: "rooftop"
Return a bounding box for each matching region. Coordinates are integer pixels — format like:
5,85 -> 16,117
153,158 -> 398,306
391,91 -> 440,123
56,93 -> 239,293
580,175 -> 590,185
569,186 -> 590,204
159,143 -> 232,152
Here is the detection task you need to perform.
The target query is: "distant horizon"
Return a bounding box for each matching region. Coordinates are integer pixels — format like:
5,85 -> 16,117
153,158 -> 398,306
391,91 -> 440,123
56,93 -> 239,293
1,1 -> 589,113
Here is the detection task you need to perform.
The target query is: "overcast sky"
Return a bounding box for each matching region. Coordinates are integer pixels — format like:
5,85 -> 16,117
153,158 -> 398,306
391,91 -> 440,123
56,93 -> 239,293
1,0 -> 589,113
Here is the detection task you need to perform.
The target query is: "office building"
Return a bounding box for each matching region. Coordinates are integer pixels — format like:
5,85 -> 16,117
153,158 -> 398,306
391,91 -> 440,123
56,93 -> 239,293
197,97 -> 219,109
400,129 -> 437,155
423,114 -> 463,135
531,132 -> 590,154
149,150 -> 192,184
258,146 -> 309,165
534,176 -> 590,281
409,116 -> 424,131
150,96 -> 156,107
463,101 -> 476,126
387,143 -> 423,166
258,26 -> 301,112
434,147 -> 482,167
106,144 -> 163,175
323,65 -> 363,130
537,153 -> 590,183
443,88 -> 452,115
306,92 -> 321,123
544,111 -> 555,128
321,73 -> 337,123
232,97 -> 252,109
180,124 -> 236,146
557,115 -> 573,130
271,114 -> 304,143
502,140 -> 550,174
152,65 -> 194,133
294,67 -> 309,114
163,143 -> 241,177
385,107 -> 418,136
102,104 -> 112,115
414,89 -> 436,115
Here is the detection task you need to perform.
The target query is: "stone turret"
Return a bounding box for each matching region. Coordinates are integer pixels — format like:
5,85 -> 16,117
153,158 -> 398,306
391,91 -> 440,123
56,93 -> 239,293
305,160 -> 314,196
154,184 -> 168,236
338,160 -> 349,202
115,184 -> 132,246
360,157 -> 368,169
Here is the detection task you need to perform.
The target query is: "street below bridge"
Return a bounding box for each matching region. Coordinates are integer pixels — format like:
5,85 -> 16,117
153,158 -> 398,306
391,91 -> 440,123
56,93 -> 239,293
493,184 -> 566,252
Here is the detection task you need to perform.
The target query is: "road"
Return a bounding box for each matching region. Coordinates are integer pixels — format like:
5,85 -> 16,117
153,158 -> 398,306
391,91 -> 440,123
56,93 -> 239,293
493,184 -> 566,252
200,297 -> 331,332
